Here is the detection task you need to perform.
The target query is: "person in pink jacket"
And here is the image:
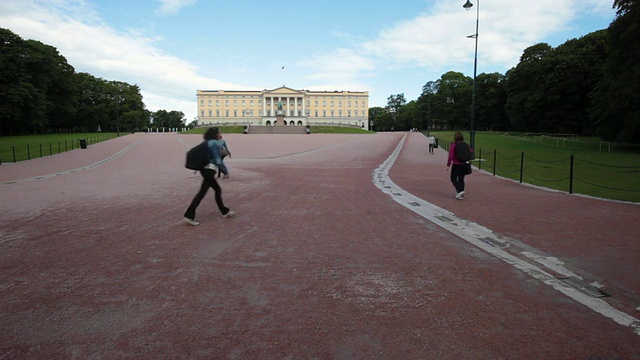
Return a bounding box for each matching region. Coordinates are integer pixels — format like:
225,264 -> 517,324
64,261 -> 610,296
446,132 -> 473,200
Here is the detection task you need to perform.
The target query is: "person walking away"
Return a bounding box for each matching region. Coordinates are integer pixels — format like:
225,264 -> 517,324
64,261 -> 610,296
446,132 -> 473,200
184,127 -> 235,225
428,134 -> 436,154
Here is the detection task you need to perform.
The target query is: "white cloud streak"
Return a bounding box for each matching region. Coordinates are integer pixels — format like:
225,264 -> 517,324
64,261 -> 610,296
0,0 -> 615,116
155,0 -> 197,16
0,0 -> 240,121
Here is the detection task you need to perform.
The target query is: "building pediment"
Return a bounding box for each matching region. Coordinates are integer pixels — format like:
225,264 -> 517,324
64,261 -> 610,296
263,86 -> 305,95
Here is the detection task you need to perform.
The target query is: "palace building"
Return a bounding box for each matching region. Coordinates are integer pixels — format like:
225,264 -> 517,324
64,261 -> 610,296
196,86 -> 369,128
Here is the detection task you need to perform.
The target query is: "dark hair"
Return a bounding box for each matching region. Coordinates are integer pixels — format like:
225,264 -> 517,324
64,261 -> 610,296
454,132 -> 464,142
203,127 -> 220,141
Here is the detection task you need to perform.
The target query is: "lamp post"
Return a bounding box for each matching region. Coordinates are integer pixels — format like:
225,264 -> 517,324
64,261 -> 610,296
463,0 -> 478,153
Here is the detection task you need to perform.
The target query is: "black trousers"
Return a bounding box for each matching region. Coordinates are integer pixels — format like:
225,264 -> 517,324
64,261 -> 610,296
450,164 -> 467,193
184,169 -> 228,219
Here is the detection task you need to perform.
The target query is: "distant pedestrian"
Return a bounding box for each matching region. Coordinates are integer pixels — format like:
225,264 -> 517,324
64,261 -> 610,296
446,132 -> 473,200
183,127 -> 235,225
428,134 -> 436,154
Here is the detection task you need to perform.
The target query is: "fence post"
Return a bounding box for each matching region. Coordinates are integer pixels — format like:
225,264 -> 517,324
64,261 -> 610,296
49,143 -> 52,156
39,143 -> 43,158
27,145 -> 31,160
13,146 -> 16,163
478,148 -> 482,171
569,155 -> 574,194
519,152 -> 524,184
493,149 -> 496,176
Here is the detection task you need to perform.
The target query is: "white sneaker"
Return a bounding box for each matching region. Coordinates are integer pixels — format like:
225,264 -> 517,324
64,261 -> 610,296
455,192 -> 464,200
222,209 -> 235,218
183,217 -> 200,226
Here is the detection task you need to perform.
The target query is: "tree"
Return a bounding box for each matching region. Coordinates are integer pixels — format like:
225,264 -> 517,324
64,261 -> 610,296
151,110 -> 186,130
589,0 -> 640,142
433,71 -> 471,130
386,94 -> 406,130
368,107 -> 386,131
475,72 -> 509,131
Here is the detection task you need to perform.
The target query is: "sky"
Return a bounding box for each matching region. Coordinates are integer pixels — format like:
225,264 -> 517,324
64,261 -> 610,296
0,0 -> 616,123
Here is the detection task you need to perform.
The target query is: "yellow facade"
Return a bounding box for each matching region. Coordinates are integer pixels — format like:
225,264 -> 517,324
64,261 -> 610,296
196,86 -> 369,128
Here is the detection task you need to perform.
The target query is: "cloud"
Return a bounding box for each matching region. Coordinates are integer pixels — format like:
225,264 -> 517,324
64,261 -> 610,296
358,0 -> 580,72
0,0 -> 615,119
0,0 -> 238,121
155,0 -> 197,16
299,48 -> 376,82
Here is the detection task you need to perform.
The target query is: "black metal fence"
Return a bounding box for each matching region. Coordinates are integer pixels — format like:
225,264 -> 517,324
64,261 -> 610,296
439,139 -> 640,201
0,134 -> 118,164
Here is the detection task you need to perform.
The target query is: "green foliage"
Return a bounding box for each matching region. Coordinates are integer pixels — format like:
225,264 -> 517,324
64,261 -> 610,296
0,133 -> 122,162
588,0 -> 640,143
431,131 -> 640,202
308,126 -> 372,134
0,27 -> 184,136
151,109 -> 185,129
183,126 -> 245,134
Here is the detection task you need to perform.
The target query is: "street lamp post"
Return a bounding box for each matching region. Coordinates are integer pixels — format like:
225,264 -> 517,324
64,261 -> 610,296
463,0 -> 478,153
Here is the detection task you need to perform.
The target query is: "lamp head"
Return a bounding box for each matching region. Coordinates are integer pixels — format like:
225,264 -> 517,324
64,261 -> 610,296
463,0 -> 473,11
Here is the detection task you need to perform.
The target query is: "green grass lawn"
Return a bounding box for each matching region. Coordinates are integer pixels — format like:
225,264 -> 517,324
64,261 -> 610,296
183,125 -> 372,135
431,131 -> 640,202
0,133 -> 121,163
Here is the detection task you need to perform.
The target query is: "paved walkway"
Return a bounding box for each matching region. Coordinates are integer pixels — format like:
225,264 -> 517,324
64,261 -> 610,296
1,132 -> 639,359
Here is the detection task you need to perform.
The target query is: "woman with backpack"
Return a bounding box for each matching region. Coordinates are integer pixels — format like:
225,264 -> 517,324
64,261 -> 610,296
446,132 -> 473,200
183,127 -> 235,225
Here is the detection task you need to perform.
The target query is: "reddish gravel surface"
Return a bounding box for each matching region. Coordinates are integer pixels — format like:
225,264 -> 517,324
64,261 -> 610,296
1,132 -> 639,359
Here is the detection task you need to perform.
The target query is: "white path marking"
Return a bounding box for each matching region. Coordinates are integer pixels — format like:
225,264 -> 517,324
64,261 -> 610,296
373,134 -> 640,336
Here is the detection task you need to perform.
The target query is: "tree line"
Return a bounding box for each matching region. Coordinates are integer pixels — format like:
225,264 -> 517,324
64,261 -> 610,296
370,0 -> 639,144
0,28 -> 187,136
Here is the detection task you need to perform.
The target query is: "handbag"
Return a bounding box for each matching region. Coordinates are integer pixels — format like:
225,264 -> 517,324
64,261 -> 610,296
465,162 -> 473,175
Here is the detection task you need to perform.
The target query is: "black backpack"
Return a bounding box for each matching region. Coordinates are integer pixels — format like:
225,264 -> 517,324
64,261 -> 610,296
454,141 -> 473,162
185,141 -> 211,170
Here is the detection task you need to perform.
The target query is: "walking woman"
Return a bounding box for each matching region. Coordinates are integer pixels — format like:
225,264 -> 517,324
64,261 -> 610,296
184,127 -> 235,225
446,132 -> 473,200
